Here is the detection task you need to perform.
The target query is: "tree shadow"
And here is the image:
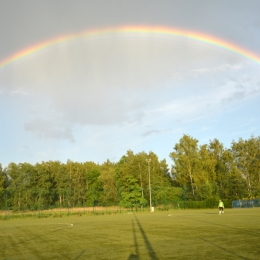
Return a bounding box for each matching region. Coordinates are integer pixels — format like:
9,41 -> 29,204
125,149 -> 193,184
200,237 -> 248,260
130,215 -> 158,260
127,219 -> 139,259
180,216 -> 260,238
127,253 -> 139,260
0,225 -> 68,250
74,250 -> 86,260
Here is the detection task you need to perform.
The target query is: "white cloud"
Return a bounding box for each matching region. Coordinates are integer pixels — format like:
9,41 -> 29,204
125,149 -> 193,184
192,63 -> 243,77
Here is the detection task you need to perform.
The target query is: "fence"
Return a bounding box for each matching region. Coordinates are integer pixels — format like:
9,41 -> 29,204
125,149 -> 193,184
232,198 -> 260,208
1,185 -> 257,218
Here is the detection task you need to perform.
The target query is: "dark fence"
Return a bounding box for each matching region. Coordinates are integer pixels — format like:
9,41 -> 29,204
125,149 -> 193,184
232,198 -> 260,208
0,184 -> 257,220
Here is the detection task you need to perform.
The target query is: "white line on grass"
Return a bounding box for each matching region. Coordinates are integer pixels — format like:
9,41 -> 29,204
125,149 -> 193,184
49,223 -> 73,231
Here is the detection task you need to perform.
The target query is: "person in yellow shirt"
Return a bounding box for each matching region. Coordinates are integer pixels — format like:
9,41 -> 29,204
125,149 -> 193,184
218,200 -> 224,214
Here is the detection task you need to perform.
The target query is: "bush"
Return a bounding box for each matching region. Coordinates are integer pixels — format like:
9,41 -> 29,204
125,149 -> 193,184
205,196 -> 219,208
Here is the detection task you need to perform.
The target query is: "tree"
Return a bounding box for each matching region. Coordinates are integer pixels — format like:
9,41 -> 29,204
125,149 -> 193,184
119,176 -> 146,209
0,164 -> 8,209
170,134 -> 200,198
85,168 -> 103,206
116,150 -> 172,206
208,139 -> 227,198
98,160 -> 118,205
6,162 -> 31,210
195,144 -> 217,200
49,161 -> 67,208
232,136 -> 260,198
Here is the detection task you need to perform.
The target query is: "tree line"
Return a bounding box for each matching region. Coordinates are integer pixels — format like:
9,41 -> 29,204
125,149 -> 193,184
0,135 -> 259,210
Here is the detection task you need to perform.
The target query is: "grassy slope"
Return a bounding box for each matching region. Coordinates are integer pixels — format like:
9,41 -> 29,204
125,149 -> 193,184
0,208 -> 259,260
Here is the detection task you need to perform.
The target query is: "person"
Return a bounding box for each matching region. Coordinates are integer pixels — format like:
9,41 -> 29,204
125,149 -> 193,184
218,200 -> 224,214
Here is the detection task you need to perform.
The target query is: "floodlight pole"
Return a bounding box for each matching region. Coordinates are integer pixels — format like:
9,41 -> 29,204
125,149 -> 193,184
146,159 -> 152,212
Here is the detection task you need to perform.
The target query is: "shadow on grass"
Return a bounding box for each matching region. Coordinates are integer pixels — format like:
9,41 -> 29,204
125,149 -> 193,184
200,238 -> 248,260
180,216 -> 260,238
127,216 -> 158,260
74,250 -> 86,260
0,223 -> 76,252
127,220 -> 139,259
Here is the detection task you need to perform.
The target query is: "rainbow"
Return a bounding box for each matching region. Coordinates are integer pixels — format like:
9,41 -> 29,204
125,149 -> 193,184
1,25 -> 260,69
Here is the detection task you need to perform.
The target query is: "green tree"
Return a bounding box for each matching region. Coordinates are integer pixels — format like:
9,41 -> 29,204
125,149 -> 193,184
170,134 -> 200,198
85,168 -> 103,206
232,136 -> 260,198
116,150 -> 172,206
0,164 -> 8,209
32,162 -> 56,210
48,161 -> 67,208
120,175 -> 146,209
6,163 -> 32,210
98,160 -> 117,205
208,139 -> 227,198
209,139 -> 249,200
195,144 -> 217,200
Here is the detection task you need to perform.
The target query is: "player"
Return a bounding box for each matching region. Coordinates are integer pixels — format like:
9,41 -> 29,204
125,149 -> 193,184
218,199 -> 224,214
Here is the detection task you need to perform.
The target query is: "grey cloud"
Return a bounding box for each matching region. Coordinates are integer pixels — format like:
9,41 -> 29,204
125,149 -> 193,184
141,130 -> 162,137
1,4 -> 259,145
221,91 -> 245,105
24,119 -> 75,142
20,145 -> 29,150
141,128 -> 172,137
3,36 -> 225,127
53,91 -> 146,126
218,74 -> 260,107
2,30 -> 244,94
250,88 -> 260,95
1,1 -> 260,62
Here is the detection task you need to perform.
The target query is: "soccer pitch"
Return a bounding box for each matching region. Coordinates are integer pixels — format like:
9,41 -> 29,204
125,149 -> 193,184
1,208 -> 259,259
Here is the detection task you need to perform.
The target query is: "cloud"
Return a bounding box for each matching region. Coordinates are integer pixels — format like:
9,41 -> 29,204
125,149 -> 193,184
24,118 -> 75,141
220,76 -> 260,106
148,71 -> 260,129
2,32 -> 259,144
191,63 -> 243,77
10,89 -> 31,96
142,129 -> 165,137
141,127 -> 175,137
221,91 -> 245,105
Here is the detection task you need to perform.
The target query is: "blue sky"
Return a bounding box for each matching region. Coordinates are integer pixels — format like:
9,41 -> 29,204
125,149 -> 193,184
0,0 -> 260,167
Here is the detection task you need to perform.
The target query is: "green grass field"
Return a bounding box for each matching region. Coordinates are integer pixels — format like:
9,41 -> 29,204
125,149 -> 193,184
1,208 -> 259,260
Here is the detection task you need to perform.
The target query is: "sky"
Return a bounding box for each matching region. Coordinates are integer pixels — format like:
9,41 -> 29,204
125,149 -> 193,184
0,0 -> 260,168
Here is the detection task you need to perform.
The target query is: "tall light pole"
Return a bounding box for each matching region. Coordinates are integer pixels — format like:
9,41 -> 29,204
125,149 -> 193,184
146,158 -> 152,212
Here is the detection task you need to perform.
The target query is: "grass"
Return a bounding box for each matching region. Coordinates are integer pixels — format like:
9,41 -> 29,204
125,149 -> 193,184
0,206 -> 145,220
0,208 -> 259,259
